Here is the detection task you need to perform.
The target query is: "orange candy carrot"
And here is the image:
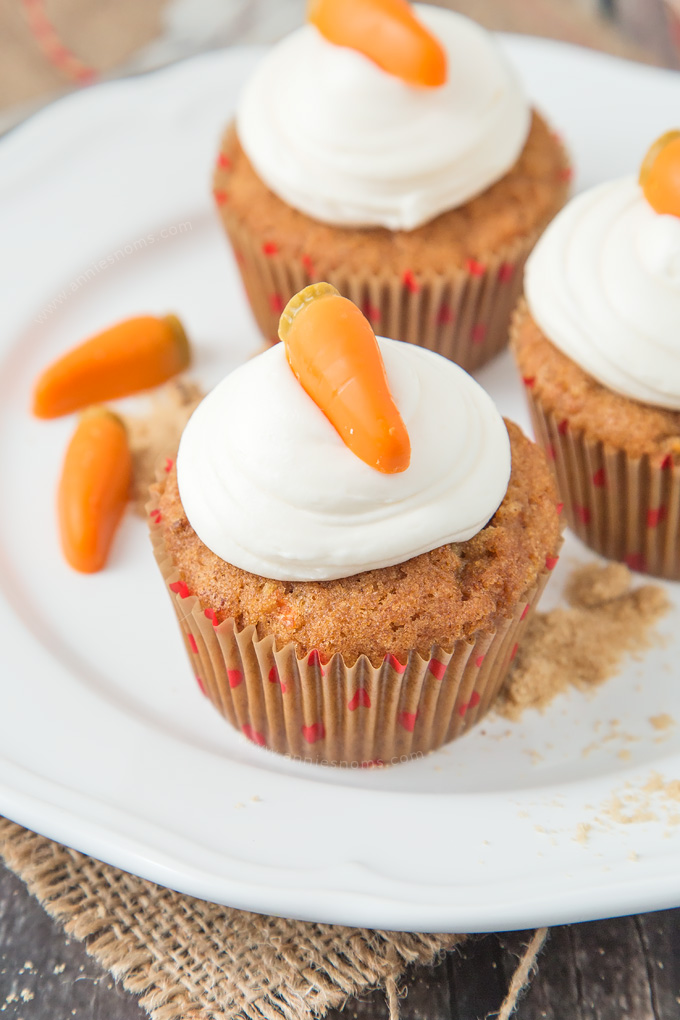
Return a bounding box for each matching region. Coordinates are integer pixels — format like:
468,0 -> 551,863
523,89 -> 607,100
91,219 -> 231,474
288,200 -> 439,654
58,407 -> 132,573
279,283 -> 411,474
308,0 -> 447,88
639,130 -> 680,218
33,314 -> 191,419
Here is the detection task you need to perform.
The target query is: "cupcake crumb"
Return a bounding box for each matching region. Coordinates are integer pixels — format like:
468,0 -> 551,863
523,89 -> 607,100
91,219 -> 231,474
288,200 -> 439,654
650,713 -> 675,731
574,822 -> 591,845
496,563 -> 670,719
593,771 -> 680,832
122,377 -> 203,515
564,562 -> 631,608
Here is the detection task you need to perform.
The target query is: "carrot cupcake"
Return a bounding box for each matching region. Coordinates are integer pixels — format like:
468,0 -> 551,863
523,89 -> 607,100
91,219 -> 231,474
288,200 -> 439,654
512,132 -> 680,579
150,286 -> 561,765
213,0 -> 570,371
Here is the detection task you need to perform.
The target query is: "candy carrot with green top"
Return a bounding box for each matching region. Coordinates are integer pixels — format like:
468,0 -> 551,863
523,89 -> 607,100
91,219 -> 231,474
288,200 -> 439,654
58,407 -> 132,573
308,0 -> 447,88
279,283 -> 411,474
33,314 -> 191,419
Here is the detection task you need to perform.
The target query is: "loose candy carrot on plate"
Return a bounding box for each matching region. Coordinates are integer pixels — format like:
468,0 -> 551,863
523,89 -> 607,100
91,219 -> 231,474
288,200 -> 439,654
278,283 -> 411,474
33,314 -> 191,419
308,0 -> 447,88
58,407 -> 132,573
639,130 -> 680,218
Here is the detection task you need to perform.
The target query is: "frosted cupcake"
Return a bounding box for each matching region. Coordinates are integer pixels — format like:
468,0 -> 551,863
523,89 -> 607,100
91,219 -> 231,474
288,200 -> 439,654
214,0 -> 570,371
512,132 -> 680,579
149,285 -> 561,764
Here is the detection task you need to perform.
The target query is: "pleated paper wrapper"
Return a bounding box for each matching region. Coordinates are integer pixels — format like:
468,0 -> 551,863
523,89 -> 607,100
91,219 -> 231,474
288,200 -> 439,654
218,211 -> 540,374
213,119 -> 571,373
149,493 -> 558,765
521,386 -> 680,581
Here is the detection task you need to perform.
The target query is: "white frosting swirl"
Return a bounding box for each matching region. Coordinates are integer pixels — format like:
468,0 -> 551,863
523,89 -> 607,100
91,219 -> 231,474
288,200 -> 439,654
177,340 -> 511,581
236,5 -> 530,231
525,176 -> 680,410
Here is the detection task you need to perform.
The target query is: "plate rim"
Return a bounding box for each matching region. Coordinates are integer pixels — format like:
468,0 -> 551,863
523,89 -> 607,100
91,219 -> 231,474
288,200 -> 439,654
2,38 -> 680,933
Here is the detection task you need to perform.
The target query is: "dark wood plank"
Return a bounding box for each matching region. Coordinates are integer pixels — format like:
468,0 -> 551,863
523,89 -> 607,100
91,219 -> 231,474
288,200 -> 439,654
0,860 -> 146,1020
399,957 -> 453,1020
448,934 -> 509,1018
570,917 -> 656,1020
635,910 -> 680,1020
497,927 -> 583,1020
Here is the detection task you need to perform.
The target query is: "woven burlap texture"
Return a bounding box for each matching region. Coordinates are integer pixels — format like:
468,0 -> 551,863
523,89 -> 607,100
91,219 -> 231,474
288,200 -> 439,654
0,818 -> 464,1020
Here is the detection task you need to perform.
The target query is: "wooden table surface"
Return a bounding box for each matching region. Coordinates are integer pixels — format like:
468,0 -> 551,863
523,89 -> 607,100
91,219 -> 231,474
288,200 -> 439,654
1,1 -> 679,1017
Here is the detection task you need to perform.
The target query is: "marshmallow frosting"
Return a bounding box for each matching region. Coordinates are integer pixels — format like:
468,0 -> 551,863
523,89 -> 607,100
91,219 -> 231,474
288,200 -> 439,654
236,5 -> 530,231
177,340 -> 511,581
525,176 -> 680,410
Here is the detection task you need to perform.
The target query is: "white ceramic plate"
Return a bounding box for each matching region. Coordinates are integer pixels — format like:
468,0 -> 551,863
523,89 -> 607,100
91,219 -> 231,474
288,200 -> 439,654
2,38 -> 680,934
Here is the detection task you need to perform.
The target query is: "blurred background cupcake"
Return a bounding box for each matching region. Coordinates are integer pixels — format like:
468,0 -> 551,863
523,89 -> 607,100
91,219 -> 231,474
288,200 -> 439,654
511,132 -> 680,579
214,1 -> 571,371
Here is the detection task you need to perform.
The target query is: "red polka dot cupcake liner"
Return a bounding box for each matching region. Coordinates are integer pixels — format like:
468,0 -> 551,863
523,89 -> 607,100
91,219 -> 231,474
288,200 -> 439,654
521,389 -> 680,580
148,489 -> 558,765
216,214 -> 540,374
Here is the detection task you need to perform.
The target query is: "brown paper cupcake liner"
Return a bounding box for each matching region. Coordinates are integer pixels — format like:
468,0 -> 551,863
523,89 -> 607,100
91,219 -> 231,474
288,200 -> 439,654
214,116 -> 571,371
218,211 -> 540,374
148,488 -> 559,765
520,385 -> 680,580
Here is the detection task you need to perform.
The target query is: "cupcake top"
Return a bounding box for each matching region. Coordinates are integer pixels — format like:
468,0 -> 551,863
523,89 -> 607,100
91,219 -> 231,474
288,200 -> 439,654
177,287 -> 511,581
236,3 -> 530,231
525,138 -> 680,411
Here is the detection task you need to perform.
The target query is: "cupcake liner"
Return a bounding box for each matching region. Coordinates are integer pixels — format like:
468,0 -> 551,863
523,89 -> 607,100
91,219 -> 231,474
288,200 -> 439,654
219,211 -> 539,373
148,488 -> 558,765
522,385 -> 680,580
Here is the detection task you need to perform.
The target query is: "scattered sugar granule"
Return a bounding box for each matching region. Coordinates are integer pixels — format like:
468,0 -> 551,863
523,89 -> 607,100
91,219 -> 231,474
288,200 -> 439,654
497,563 -> 670,719
650,713 -> 675,731
574,822 -> 591,845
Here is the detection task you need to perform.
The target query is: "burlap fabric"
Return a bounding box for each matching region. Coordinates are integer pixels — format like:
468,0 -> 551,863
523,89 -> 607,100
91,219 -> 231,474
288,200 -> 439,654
0,817 -> 464,1019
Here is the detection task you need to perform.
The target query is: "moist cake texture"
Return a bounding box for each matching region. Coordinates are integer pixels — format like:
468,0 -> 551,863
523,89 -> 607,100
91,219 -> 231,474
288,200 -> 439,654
156,420 -> 560,666
512,301 -> 680,462
214,113 -> 569,275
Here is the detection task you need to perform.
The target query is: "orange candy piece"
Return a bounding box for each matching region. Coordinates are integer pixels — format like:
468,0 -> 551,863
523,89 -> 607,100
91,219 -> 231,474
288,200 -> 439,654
33,314 -> 191,419
639,130 -> 680,218
308,0 -> 447,88
58,407 -> 132,573
279,283 -> 411,474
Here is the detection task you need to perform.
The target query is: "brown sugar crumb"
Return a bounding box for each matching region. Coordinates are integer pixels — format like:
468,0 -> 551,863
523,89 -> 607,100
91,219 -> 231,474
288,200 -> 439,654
155,420 -> 561,666
649,713 -> 675,732
496,563 -> 671,719
122,378 -> 203,514
574,822 -> 592,844
217,112 -> 569,274
511,303 -> 680,461
564,562 -> 631,608
595,771 -> 680,830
